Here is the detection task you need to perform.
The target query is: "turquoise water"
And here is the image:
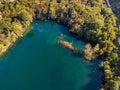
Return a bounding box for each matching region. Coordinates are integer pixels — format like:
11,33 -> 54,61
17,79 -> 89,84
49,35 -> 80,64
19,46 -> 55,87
0,21 -> 101,90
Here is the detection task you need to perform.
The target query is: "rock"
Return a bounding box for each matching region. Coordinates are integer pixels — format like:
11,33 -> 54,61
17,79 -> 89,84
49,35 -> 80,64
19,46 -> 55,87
58,40 -> 77,52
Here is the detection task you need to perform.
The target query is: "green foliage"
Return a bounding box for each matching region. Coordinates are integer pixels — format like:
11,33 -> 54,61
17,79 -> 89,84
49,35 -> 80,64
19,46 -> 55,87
17,10 -> 31,21
106,79 -> 120,90
0,0 -> 119,89
83,43 -> 95,60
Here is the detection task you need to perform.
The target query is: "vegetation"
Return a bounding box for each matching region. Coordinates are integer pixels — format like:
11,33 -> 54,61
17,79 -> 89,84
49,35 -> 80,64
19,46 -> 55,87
0,0 -> 119,90
83,43 -> 98,60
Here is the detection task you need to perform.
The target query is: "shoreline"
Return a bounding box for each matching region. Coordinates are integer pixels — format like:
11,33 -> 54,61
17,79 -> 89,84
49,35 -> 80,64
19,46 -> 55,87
0,24 -> 32,56
0,1 -> 118,89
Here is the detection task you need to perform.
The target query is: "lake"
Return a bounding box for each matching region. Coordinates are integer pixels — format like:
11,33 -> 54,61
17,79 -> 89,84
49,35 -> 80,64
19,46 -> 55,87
0,21 -> 101,90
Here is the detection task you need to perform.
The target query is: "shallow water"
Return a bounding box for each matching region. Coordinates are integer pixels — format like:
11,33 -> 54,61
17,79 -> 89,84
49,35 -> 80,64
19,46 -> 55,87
0,21 -> 101,90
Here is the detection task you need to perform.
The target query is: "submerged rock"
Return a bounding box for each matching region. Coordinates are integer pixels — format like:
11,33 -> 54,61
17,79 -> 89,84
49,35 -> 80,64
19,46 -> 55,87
58,40 -> 77,52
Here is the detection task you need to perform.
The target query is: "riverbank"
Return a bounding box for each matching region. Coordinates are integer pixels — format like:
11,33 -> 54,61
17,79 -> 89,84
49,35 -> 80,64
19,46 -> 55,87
0,23 -> 31,56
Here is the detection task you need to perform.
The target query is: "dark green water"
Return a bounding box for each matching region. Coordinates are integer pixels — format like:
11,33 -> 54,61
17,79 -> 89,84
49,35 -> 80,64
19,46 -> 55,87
0,21 -> 101,90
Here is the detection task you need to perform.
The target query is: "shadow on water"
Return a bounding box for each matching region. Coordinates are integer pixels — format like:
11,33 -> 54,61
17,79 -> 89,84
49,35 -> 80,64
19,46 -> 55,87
0,20 -> 102,90
49,20 -> 102,90
69,50 -> 102,90
82,60 -> 102,90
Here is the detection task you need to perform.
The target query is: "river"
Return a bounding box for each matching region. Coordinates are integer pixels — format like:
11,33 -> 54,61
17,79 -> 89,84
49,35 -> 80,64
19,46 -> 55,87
0,21 -> 101,90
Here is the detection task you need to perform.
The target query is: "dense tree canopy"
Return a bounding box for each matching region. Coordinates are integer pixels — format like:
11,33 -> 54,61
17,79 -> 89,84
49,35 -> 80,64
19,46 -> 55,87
0,0 -> 119,90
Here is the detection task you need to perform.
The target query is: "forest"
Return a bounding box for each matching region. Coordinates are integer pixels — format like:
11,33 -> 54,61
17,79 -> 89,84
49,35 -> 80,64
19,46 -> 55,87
0,0 -> 119,90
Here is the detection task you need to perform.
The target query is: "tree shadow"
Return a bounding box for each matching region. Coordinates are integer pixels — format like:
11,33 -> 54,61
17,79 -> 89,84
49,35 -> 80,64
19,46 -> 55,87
67,52 -> 102,90
81,60 -> 102,90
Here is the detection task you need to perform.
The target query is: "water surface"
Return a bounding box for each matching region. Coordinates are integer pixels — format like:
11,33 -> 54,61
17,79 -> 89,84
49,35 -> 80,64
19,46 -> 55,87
0,21 -> 101,90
